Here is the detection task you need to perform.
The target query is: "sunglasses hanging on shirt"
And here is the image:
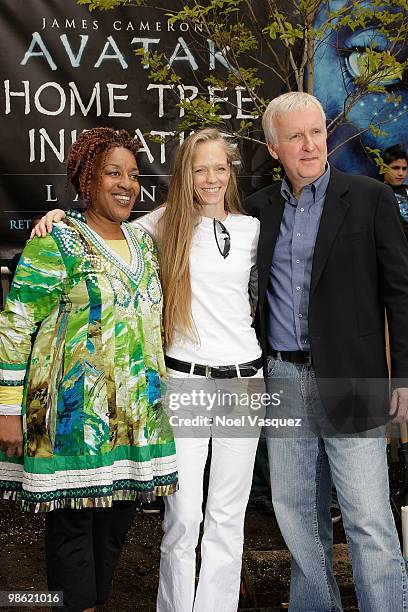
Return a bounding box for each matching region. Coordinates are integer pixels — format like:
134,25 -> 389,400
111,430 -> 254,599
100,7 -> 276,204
213,218 -> 231,259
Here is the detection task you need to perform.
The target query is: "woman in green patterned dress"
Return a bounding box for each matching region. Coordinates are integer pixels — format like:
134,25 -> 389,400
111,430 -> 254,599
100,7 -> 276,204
0,127 -> 177,612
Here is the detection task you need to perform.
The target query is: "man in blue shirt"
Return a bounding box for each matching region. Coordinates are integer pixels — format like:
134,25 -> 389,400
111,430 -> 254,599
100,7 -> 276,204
246,92 -> 408,612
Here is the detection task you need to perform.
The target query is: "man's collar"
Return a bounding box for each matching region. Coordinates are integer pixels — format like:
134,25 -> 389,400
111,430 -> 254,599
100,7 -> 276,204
281,163 -> 331,203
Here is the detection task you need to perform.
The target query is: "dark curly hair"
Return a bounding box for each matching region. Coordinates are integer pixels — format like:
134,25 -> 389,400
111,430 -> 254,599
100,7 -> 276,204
66,127 -> 141,201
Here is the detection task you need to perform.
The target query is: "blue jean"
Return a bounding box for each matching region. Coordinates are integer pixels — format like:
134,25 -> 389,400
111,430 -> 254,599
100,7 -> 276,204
265,355 -> 407,612
250,431 -> 271,499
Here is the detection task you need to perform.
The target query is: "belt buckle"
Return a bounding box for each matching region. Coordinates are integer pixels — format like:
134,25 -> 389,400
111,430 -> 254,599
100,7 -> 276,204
210,367 -> 225,379
205,365 -> 212,379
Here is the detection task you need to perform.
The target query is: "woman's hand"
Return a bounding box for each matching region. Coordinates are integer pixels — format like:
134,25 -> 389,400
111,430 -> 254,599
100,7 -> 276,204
0,416 -> 23,457
30,209 -> 66,238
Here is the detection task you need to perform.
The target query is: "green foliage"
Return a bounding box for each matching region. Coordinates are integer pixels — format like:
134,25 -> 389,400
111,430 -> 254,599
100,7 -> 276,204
206,23 -> 258,55
223,68 -> 263,90
351,48 -> 407,90
76,0 -> 408,151
167,1 -> 242,24
366,146 -> 389,175
264,18 -> 304,45
77,0 -> 141,9
135,48 -> 181,84
272,165 -> 283,182
368,124 -> 388,138
176,98 -> 226,132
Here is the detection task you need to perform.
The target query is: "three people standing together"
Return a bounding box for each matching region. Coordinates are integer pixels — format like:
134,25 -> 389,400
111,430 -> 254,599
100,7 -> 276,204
2,91 -> 408,611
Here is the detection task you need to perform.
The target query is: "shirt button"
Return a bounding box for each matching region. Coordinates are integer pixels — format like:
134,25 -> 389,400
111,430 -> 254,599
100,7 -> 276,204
296,286 -> 301,291
296,233 -> 301,237
298,313 -> 303,318
300,208 -> 304,212
296,259 -> 300,264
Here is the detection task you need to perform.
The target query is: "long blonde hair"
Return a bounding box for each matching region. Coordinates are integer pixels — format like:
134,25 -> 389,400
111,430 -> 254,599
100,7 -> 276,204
157,128 -> 244,348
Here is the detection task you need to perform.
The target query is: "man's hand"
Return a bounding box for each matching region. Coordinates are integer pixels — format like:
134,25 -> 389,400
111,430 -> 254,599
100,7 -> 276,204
390,388 -> 408,423
30,209 -> 66,238
0,416 -> 23,457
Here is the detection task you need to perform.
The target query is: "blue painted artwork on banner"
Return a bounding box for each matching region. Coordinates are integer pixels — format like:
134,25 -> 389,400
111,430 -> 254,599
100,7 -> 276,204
314,0 -> 408,178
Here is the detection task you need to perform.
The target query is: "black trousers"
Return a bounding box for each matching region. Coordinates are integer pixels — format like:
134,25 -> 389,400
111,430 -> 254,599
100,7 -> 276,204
45,501 -> 136,612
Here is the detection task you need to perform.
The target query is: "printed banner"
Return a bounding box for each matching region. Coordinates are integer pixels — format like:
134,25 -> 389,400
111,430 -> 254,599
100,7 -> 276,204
1,0 -> 407,259
0,0 -> 275,258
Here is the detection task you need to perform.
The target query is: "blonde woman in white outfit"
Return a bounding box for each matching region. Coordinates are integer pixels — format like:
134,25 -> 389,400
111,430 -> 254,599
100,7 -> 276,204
33,128 -> 263,612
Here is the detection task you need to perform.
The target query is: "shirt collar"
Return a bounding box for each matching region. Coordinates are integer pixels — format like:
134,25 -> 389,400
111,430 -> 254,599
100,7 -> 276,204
281,163 -> 331,204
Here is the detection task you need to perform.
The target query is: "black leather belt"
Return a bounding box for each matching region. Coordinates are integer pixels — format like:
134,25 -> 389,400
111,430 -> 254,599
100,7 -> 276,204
269,349 -> 312,366
165,355 -> 263,378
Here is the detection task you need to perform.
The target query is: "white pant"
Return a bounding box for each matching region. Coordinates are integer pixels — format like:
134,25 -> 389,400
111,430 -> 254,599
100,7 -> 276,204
157,369 -> 262,612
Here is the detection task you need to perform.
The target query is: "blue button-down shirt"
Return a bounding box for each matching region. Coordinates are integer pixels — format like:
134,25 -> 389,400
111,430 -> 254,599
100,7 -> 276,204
266,165 -> 330,351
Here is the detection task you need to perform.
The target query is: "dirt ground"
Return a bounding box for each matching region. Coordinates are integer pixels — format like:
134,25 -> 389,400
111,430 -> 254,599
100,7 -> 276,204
0,463 -> 402,612
0,501 -> 356,612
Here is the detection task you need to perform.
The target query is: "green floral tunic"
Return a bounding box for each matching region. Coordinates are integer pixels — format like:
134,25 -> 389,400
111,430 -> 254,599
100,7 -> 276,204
0,214 -> 177,511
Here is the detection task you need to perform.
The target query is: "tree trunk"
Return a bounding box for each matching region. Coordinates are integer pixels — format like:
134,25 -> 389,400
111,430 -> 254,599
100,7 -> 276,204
305,15 -> 315,94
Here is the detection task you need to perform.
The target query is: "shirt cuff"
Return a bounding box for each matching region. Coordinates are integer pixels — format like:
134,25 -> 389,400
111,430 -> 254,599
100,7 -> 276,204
0,404 -> 22,416
0,385 -> 23,405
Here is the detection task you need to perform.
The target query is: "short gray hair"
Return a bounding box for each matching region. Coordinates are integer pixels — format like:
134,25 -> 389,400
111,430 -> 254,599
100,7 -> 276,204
262,92 -> 327,146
